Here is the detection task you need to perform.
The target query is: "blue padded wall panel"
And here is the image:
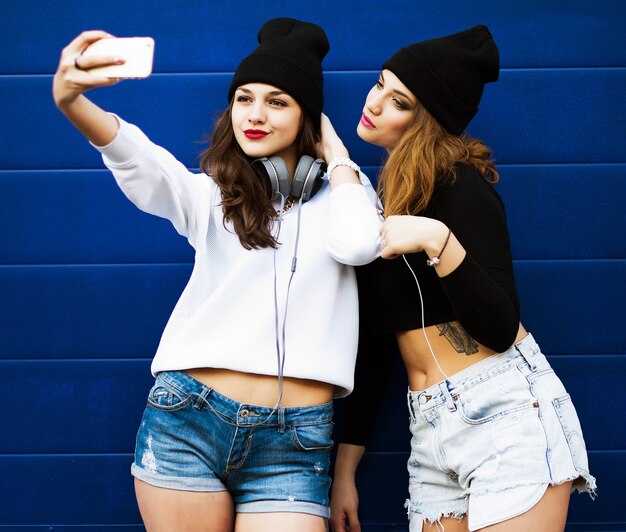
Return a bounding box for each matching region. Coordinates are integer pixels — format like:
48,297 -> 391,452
0,170 -> 193,265
0,456 -> 139,525
353,451 -> 619,529
515,260 -> 626,355
2,69 -> 624,170
1,360 -> 152,453
0,265 -> 191,358
2,165 -> 622,264
498,165 -> 626,260
1,0 -> 624,74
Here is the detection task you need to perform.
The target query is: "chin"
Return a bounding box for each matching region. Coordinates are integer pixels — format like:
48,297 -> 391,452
356,123 -> 370,142
238,144 -> 268,159
357,126 -> 383,148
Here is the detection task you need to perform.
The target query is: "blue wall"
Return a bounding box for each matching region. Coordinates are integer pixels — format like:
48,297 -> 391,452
1,1 -> 625,529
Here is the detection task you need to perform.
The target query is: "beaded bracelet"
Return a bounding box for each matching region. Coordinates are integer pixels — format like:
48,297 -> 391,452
426,229 -> 452,267
326,157 -> 360,180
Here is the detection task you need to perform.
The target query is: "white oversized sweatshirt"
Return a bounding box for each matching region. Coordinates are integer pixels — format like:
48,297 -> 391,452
95,117 -> 382,397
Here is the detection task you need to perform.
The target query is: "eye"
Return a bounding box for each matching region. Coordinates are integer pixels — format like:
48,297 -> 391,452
269,99 -> 287,107
236,95 -> 252,103
375,79 -> 383,90
392,98 -> 407,110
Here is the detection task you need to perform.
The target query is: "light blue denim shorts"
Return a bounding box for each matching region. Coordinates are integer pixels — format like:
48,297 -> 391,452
132,370 -> 334,518
406,334 -> 596,531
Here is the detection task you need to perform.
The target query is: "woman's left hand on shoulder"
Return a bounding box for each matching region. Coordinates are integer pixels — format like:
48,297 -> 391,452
380,215 -> 448,259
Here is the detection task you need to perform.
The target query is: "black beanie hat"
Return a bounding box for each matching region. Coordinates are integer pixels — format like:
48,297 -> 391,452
382,25 -> 499,135
228,18 -> 329,129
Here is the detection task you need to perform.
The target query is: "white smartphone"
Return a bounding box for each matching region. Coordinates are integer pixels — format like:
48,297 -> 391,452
83,37 -> 155,79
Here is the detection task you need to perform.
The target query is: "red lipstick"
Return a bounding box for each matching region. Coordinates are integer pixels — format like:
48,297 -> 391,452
360,113 -> 375,129
244,129 -> 269,139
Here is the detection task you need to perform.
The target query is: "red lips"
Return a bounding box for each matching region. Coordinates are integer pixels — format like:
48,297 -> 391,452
244,129 -> 269,139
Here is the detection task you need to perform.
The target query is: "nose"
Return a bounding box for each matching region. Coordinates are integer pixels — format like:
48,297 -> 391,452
248,101 -> 266,124
366,92 -> 383,116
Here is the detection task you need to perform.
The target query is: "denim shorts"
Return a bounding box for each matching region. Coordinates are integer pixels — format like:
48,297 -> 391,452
131,370 -> 334,518
405,333 -> 596,531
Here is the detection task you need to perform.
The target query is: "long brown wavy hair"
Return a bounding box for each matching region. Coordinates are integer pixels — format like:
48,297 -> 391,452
378,102 -> 499,217
199,101 -> 319,250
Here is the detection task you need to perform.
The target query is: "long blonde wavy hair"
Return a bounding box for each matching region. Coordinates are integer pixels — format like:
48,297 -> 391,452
378,103 -> 499,217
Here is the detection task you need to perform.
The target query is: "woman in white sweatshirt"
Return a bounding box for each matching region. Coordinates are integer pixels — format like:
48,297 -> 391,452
53,20 -> 381,532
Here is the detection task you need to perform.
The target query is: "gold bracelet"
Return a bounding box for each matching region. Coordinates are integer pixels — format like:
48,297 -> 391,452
426,228 -> 452,267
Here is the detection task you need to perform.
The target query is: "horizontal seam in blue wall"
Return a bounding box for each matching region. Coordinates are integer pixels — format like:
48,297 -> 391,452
1,259 -> 624,268
2,162 -> 625,174
2,67 -> 626,78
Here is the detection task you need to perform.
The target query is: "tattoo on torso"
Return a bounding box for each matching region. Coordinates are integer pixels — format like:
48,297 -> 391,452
436,321 -> 479,355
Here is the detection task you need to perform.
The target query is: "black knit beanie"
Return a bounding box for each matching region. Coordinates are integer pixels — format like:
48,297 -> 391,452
382,25 -> 499,135
228,18 -> 329,130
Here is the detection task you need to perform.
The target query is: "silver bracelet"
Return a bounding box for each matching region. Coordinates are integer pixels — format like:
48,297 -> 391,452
327,157 -> 360,180
426,229 -> 452,267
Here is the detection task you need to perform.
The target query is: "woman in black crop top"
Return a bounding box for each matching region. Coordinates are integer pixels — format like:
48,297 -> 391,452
330,26 -> 595,532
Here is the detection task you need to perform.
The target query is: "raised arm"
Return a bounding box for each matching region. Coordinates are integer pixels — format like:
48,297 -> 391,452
53,30 -> 125,145
52,31 -> 213,243
318,114 -> 383,265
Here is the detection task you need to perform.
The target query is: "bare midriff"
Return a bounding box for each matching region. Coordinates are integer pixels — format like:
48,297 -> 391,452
185,368 -> 334,408
397,322 -> 528,391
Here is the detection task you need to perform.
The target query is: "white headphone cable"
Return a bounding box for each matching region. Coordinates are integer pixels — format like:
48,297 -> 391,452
402,254 -> 450,381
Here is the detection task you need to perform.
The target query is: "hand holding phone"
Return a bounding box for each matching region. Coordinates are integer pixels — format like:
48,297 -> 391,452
82,37 -> 154,79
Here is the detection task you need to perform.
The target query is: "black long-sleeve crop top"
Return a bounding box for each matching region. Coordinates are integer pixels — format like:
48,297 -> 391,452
339,164 -> 521,446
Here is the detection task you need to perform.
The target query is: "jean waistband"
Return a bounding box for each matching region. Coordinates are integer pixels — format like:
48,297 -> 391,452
408,333 -> 545,413
157,370 -> 334,426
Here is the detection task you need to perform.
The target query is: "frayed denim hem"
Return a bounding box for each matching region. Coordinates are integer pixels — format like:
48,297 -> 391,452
405,499 -> 466,531
568,471 -> 597,499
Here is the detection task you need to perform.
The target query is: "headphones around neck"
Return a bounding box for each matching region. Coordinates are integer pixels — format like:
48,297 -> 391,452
253,155 -> 327,202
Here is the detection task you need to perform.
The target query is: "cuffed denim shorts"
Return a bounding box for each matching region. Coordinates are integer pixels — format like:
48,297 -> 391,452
406,334 -> 596,531
131,370 -> 334,518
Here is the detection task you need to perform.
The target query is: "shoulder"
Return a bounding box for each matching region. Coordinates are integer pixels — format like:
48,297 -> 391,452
432,164 -> 505,212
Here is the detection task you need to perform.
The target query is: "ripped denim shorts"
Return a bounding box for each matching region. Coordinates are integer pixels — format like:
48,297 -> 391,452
132,370 -> 334,518
406,333 -> 596,531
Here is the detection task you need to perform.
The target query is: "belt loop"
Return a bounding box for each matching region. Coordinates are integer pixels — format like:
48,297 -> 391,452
278,407 -> 286,434
439,381 -> 456,412
515,342 -> 537,371
194,386 -> 211,410
407,388 -> 416,421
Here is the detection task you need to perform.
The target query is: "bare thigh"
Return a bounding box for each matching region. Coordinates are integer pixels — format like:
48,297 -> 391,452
135,478 -> 235,532
479,482 -> 572,532
236,512 -> 327,532
422,515 -> 468,532
420,482 -> 572,532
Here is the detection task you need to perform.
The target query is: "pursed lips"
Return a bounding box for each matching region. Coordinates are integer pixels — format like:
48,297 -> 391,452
244,129 -> 269,139
360,113 -> 375,128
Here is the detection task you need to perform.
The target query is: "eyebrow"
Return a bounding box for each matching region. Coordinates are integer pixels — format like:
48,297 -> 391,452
236,87 -> 290,97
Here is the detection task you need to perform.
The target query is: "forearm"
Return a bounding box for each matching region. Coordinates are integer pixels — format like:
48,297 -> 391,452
56,94 -> 119,146
334,443 -> 366,482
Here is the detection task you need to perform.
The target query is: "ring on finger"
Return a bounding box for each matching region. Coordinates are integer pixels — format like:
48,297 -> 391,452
74,56 -> 84,70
